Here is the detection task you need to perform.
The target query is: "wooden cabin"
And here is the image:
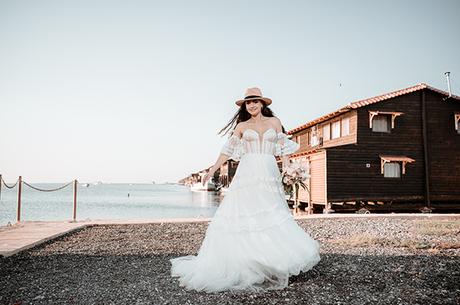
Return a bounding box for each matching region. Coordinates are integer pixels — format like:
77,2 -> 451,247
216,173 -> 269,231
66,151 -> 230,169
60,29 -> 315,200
287,83 -> 460,213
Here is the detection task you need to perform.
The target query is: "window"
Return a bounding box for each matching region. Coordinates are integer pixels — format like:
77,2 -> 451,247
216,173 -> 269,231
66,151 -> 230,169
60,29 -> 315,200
380,155 -> 415,178
323,124 -> 330,141
369,111 -> 403,132
455,113 -> 460,134
384,162 -> 401,178
310,127 -> 319,146
311,133 -> 319,146
372,115 -> 390,132
342,117 -> 350,136
331,121 -> 340,139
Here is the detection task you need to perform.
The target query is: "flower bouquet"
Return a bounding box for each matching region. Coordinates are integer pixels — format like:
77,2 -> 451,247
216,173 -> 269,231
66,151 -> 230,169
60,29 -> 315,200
282,160 -> 310,214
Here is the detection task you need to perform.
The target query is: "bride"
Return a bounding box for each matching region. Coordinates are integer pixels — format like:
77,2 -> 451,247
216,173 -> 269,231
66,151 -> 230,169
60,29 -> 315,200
170,87 -> 321,293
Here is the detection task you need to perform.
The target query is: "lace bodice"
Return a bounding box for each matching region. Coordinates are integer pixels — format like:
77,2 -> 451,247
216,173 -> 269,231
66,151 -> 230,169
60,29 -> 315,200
220,128 -> 300,161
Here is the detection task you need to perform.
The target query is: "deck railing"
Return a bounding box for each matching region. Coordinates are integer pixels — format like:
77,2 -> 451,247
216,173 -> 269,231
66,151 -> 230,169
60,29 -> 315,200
0,174 -> 78,222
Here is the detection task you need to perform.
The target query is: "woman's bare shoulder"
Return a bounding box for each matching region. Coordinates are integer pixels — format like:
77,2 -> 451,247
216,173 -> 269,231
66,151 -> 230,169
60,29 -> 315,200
233,122 -> 246,137
235,121 -> 247,130
269,116 -> 283,132
269,116 -> 281,124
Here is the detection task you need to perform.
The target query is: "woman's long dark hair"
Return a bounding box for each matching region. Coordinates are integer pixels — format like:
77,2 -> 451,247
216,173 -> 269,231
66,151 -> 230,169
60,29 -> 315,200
218,100 -> 286,136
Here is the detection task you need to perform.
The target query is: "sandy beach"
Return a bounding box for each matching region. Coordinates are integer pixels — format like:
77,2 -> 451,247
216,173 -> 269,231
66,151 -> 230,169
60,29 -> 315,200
1,215 -> 459,305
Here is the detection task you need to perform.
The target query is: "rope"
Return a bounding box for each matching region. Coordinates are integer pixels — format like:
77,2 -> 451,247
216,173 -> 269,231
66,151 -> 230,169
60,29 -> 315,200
1,177 -> 19,189
23,181 -> 73,192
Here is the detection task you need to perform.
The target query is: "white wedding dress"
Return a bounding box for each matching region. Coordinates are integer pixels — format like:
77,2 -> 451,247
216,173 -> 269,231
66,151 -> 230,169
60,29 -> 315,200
170,128 -> 321,293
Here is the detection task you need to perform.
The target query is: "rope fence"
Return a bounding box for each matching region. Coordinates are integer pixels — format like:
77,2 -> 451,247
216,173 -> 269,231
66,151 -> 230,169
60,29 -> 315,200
0,174 -> 78,223
1,176 -> 19,189
23,181 -> 73,192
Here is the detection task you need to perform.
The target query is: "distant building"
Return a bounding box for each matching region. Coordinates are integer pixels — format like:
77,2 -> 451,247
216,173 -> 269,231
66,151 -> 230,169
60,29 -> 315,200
218,160 -> 238,188
179,167 -> 220,188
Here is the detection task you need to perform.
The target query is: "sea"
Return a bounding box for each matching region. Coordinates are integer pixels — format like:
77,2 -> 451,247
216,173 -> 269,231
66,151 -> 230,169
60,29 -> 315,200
0,183 -> 221,227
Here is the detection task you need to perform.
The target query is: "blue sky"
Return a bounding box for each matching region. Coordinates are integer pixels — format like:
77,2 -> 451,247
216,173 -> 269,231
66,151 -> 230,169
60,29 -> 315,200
1,0 -> 459,183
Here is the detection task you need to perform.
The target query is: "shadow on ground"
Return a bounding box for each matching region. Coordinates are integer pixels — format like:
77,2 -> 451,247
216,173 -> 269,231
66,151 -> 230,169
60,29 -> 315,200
1,250 -> 458,305
1,220 -> 459,305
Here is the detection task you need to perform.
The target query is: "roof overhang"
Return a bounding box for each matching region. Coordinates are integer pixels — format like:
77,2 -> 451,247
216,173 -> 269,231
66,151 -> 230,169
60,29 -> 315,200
379,155 -> 415,174
288,83 -> 460,135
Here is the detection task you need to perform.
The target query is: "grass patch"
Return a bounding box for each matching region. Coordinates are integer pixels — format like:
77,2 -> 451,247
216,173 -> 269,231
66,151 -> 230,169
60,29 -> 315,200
330,232 -> 460,250
330,233 -> 389,247
412,219 -> 460,236
395,240 -> 460,250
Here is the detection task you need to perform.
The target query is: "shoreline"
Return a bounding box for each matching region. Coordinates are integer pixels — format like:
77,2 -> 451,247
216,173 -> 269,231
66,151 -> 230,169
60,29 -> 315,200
3,211 -> 460,229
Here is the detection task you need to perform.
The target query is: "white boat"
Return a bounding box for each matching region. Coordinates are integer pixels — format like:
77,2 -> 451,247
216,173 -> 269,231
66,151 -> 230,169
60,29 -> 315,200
191,180 -> 217,192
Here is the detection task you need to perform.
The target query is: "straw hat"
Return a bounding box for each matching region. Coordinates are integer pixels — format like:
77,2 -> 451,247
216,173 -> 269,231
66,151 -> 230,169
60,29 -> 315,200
235,87 -> 272,106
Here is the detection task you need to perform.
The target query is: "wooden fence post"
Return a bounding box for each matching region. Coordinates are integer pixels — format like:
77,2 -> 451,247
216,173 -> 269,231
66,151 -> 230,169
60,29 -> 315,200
17,176 -> 22,222
73,179 -> 77,222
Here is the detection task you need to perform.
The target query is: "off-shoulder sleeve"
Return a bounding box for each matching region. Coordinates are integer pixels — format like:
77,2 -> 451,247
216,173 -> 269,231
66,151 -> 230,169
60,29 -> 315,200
220,133 -> 243,161
275,132 -> 300,156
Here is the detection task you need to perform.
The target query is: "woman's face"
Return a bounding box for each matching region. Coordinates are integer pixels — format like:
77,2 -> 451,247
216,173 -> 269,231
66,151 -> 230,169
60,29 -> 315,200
245,100 -> 263,116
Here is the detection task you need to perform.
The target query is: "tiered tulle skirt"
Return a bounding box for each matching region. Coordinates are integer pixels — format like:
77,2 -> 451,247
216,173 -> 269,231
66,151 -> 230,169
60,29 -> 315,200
170,153 -> 321,293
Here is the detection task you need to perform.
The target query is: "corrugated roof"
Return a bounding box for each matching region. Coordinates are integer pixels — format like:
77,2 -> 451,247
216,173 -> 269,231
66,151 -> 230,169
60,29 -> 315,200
288,83 -> 460,134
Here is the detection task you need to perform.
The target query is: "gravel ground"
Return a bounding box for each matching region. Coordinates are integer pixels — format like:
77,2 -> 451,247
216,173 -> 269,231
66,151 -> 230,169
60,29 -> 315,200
1,216 -> 459,305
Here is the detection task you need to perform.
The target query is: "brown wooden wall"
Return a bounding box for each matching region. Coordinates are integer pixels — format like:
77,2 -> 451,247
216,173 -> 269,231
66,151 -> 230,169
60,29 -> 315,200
326,91 -> 426,202
424,90 -> 460,201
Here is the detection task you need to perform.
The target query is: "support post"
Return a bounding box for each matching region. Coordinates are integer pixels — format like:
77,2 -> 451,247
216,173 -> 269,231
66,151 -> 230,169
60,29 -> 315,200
306,159 -> 313,214
306,185 -> 313,215
421,90 -> 432,213
73,179 -> 77,222
17,176 -> 22,222
294,184 -> 300,216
